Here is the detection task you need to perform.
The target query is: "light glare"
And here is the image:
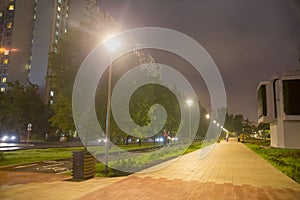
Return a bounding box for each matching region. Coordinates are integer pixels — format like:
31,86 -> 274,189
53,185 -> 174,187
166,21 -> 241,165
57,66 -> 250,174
104,36 -> 121,52
186,99 -> 193,106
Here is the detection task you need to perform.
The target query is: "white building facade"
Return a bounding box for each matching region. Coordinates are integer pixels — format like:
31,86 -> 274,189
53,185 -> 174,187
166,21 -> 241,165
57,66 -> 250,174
257,70 -> 300,149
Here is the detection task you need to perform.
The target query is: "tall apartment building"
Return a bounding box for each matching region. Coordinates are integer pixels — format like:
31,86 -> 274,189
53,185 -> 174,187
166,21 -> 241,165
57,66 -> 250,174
31,0 -> 69,100
0,0 -> 121,100
0,0 -> 69,96
0,0 -> 35,93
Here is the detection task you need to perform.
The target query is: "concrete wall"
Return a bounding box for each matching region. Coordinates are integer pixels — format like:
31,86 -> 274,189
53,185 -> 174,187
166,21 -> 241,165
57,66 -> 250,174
283,120 -> 300,149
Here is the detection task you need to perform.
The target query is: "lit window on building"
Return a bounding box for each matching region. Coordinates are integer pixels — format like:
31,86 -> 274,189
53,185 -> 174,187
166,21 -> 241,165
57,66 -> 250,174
64,28 -> 67,33
56,22 -> 59,28
54,47 -> 57,53
58,0 -> 62,4
66,13 -> 69,18
57,14 -> 60,20
7,22 -> 12,29
3,58 -> 9,65
55,39 -> 58,44
33,15 -> 36,20
50,91 -> 54,97
55,31 -> 59,37
57,6 -> 61,12
8,5 -> 14,11
0,48 -> 4,53
2,77 -> 7,83
4,50 -> 9,55
0,12 -> 3,17
50,100 -> 54,105
0,87 -> 5,92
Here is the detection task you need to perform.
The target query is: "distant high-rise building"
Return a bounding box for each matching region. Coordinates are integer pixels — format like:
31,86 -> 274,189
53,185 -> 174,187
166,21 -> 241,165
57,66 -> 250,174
0,0 -> 70,96
0,0 -> 35,93
0,0 -> 121,101
32,0 -> 69,103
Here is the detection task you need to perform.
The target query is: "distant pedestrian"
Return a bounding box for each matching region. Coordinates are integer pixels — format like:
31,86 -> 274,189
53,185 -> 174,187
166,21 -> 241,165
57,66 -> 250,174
226,133 -> 229,142
163,129 -> 168,145
167,131 -> 171,144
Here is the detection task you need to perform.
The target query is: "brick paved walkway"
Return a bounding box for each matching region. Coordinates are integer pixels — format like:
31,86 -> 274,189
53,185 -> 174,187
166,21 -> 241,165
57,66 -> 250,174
1,139 -> 300,200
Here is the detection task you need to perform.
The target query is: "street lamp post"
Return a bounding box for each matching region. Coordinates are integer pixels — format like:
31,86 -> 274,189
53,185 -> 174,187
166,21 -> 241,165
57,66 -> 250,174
104,37 -> 121,174
27,123 -> 32,144
186,99 -> 193,142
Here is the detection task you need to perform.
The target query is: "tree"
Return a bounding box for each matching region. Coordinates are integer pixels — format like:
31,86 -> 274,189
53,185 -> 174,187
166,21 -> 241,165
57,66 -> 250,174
257,123 -> 270,139
233,114 -> 244,133
48,93 -> 74,132
47,28 -> 97,134
0,81 -> 53,138
196,105 -> 209,140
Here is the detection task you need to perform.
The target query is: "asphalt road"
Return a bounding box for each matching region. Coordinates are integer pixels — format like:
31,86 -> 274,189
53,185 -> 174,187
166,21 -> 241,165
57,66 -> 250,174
0,141 -> 84,151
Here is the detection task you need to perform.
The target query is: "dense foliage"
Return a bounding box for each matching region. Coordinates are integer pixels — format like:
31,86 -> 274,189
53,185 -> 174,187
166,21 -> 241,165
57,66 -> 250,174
0,81 -> 53,138
47,28 -> 97,134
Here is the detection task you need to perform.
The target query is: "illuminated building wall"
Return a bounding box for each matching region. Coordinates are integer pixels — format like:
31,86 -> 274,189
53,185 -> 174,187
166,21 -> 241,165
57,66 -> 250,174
0,0 -> 35,92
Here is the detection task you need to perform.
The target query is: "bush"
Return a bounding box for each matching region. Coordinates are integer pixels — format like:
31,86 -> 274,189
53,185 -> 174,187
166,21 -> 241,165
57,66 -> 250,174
95,162 -> 129,177
244,139 -> 270,146
0,152 -> 4,161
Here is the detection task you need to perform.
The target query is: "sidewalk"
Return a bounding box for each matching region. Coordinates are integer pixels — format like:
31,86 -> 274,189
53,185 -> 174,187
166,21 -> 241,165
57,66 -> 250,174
1,139 -> 300,200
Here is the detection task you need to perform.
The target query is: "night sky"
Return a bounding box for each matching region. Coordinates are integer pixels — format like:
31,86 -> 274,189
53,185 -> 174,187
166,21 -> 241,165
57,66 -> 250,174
99,0 -> 300,121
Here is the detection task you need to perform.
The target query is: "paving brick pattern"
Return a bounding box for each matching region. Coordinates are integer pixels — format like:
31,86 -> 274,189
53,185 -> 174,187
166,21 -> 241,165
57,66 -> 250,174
1,139 -> 300,200
79,176 -> 300,200
78,139 -> 300,200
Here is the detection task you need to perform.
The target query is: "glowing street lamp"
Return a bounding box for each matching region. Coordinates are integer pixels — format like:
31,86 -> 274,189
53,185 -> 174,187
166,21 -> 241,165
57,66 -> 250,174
103,36 -> 121,174
104,37 -> 121,52
205,114 -> 210,119
186,99 -> 193,106
186,99 -> 193,141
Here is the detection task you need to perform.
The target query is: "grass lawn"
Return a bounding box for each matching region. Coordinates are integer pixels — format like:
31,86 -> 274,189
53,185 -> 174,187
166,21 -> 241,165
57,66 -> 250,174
0,147 -> 85,166
244,141 -> 300,184
96,141 -> 213,177
0,141 -> 208,177
0,143 -> 162,167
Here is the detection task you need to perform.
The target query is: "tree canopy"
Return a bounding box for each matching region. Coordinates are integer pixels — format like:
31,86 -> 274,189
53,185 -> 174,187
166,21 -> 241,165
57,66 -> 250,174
47,28 -> 97,133
0,81 -> 52,136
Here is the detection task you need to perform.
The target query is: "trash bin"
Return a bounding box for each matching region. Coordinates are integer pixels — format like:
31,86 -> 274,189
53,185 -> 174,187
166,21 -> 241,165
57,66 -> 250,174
72,151 -> 96,180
